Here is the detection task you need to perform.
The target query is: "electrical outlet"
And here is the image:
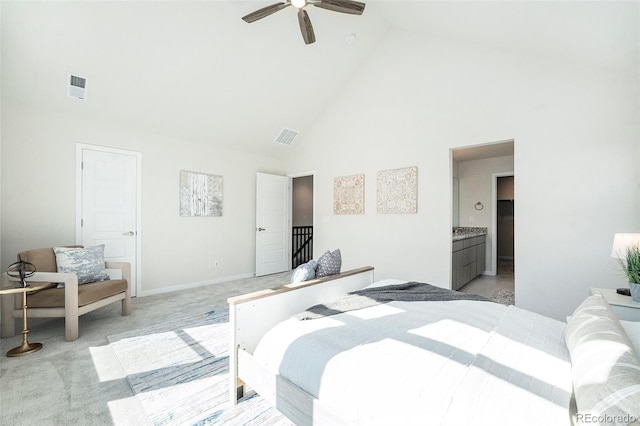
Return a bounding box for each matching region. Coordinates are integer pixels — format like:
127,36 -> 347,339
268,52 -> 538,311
208,260 -> 217,268
215,261 -> 219,268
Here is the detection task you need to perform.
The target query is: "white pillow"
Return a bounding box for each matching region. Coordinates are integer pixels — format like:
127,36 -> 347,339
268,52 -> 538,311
291,260 -> 317,283
619,320 -> 640,357
565,294 -> 640,423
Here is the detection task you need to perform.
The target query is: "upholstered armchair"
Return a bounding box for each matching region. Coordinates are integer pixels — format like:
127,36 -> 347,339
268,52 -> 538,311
1,245 -> 131,341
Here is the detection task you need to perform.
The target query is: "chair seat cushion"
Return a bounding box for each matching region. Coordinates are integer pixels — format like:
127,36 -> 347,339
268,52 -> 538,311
27,279 -> 127,308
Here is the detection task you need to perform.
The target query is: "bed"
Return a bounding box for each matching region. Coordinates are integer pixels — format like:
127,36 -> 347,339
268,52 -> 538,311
228,267 -> 640,426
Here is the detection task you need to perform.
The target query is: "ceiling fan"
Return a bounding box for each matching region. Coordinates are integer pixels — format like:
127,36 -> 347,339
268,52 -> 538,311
242,0 -> 366,45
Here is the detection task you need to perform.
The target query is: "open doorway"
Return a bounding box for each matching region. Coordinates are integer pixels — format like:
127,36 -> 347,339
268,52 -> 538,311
496,175 -> 515,280
451,140 -> 515,303
291,174 -> 314,268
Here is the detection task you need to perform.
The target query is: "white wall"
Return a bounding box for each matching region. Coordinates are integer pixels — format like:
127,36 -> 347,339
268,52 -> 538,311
285,30 -> 639,320
1,104 -> 286,294
1,3 -> 637,320
458,155 -> 514,273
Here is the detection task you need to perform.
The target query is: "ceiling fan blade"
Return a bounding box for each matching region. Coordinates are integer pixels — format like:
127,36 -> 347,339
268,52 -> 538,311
313,0 -> 365,15
298,9 -> 316,45
242,2 -> 290,23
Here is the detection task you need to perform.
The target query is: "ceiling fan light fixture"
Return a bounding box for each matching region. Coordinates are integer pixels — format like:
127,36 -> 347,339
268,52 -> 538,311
242,0 -> 365,44
291,0 -> 306,9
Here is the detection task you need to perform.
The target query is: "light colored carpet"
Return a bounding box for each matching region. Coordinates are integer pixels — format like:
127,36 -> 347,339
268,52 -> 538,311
107,309 -> 292,426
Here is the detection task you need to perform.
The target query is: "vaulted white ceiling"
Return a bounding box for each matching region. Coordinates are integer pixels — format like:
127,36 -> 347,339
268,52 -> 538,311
2,1 -> 637,158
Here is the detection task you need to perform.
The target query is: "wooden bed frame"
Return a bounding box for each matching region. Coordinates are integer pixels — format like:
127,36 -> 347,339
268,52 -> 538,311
227,266 -> 375,425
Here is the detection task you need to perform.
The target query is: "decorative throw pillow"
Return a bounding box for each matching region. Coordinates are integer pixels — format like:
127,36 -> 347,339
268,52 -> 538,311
53,244 -> 110,286
565,294 -> 640,423
291,260 -> 317,283
316,249 -> 341,278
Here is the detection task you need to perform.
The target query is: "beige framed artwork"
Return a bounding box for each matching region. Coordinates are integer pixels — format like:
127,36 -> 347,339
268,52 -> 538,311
376,166 -> 418,214
334,174 -> 365,214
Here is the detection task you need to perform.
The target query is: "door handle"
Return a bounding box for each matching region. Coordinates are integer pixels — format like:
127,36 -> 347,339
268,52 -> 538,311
123,231 -> 135,236
257,227 -> 266,232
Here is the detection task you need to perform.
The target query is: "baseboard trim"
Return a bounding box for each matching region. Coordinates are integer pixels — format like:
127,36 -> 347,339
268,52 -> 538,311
138,273 -> 256,297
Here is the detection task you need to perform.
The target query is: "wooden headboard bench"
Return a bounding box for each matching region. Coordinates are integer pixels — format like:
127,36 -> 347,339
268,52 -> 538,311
228,266 -> 375,411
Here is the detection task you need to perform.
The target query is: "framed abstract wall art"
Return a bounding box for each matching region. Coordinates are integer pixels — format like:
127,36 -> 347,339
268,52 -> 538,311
376,166 -> 418,214
180,170 -> 223,217
334,174 -> 365,214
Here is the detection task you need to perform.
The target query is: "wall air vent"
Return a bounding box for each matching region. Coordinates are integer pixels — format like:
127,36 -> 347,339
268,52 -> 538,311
275,128 -> 298,146
67,73 -> 87,100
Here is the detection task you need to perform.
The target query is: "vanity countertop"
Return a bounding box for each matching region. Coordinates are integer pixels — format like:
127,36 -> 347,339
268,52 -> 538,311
453,227 -> 487,241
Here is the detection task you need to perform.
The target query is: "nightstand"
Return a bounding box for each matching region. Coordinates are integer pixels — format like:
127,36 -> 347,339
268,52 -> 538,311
590,287 -> 640,321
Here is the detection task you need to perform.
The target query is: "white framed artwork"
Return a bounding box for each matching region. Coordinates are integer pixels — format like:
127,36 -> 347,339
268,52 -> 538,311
334,174 -> 365,214
180,170 -> 223,217
376,166 -> 418,214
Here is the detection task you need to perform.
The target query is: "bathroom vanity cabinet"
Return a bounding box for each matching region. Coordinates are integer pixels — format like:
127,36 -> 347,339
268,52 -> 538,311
452,234 -> 486,291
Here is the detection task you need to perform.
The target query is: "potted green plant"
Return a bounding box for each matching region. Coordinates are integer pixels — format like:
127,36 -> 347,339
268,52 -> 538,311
616,243 -> 640,302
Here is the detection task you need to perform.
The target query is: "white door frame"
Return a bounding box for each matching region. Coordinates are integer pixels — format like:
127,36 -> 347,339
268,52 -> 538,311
288,170 -> 316,264
491,171 -> 514,276
75,143 -> 142,297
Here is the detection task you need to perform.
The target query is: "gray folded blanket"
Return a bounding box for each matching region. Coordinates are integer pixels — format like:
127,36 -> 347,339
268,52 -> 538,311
294,281 -> 491,320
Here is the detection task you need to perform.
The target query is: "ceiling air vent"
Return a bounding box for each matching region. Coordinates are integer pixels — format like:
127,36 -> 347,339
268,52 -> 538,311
274,128 -> 298,146
67,73 -> 87,100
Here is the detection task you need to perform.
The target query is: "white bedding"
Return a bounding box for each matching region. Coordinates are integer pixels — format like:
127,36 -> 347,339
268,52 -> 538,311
253,284 -> 573,425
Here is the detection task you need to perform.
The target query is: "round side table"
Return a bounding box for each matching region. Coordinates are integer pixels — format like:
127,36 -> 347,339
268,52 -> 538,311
0,283 -> 50,357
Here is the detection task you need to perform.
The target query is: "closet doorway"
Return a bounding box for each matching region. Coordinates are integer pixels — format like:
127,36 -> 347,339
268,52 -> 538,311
495,175 -> 515,279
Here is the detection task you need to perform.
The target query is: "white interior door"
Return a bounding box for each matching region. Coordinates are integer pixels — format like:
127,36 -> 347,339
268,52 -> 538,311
77,146 -> 140,296
255,173 -> 291,276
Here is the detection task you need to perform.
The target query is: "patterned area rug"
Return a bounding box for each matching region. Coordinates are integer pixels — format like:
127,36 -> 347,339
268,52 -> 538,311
490,289 -> 515,305
107,309 -> 292,426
